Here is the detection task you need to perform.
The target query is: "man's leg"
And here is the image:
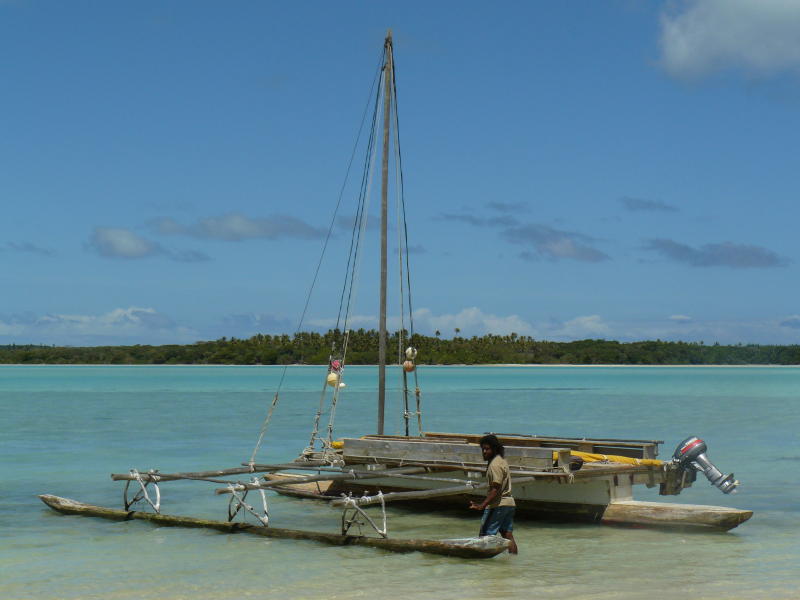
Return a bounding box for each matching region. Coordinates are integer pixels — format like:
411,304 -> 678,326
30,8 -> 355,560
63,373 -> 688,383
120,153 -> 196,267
500,530 -> 518,554
479,508 -> 496,536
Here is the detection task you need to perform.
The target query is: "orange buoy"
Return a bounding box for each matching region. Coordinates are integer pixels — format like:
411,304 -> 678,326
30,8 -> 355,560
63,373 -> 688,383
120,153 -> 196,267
403,360 -> 415,373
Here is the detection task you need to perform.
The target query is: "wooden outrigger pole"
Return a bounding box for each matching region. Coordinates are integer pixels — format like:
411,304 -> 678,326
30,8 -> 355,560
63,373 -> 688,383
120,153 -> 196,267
377,29 -> 393,435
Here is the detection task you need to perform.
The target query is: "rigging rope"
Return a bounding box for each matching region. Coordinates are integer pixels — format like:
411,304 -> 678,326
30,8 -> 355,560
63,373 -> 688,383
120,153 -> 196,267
324,74 -> 383,451
391,54 -> 423,435
392,72 -> 410,436
309,49 -> 385,458
250,39 -> 426,465
249,49 -> 385,465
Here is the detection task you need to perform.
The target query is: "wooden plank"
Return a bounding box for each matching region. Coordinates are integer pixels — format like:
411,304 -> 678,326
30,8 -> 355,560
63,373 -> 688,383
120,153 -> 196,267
601,500 -> 752,531
39,494 -> 508,558
362,435 -> 469,444
342,438 -> 566,470
424,432 -> 661,459
427,432 -> 664,445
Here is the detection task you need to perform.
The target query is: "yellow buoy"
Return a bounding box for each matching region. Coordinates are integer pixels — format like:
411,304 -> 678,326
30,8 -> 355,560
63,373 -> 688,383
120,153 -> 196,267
326,373 -> 339,387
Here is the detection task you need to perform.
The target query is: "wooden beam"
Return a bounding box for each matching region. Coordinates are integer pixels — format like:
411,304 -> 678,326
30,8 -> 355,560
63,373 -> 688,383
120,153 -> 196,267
330,476 -> 540,507
110,463 -> 336,483
111,466 -> 264,483
377,29 -> 393,435
214,466 -> 428,495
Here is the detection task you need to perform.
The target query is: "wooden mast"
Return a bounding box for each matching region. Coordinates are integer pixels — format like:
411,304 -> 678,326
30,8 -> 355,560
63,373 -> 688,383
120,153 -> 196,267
378,30 -> 393,435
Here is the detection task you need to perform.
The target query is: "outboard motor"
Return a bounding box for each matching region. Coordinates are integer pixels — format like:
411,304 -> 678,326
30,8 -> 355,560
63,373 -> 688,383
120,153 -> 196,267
673,437 -> 739,494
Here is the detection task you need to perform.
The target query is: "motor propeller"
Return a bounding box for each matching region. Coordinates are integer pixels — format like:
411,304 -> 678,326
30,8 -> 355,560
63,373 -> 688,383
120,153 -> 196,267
673,437 -> 739,494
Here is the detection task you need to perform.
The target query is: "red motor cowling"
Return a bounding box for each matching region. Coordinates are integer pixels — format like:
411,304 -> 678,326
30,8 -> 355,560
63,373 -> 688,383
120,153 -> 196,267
673,436 -> 739,495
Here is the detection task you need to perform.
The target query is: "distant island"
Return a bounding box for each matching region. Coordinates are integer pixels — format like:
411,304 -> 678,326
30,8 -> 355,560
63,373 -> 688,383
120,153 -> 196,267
2,329 -> 799,365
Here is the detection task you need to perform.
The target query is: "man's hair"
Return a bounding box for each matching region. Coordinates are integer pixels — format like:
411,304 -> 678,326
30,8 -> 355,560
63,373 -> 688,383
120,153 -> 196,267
479,434 -> 505,459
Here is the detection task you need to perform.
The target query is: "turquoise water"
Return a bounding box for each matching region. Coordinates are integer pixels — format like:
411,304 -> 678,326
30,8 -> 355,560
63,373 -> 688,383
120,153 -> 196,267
1,365 -> 798,599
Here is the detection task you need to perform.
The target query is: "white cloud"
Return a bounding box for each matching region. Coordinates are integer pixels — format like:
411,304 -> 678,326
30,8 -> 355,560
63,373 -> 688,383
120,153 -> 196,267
660,0 -> 800,79
307,314 -> 377,331
0,307 -> 199,345
545,315 -> 612,340
303,309 -> 800,346
779,315 -> 800,329
216,313 -> 294,337
645,238 -> 788,268
87,227 -> 210,262
306,307 -> 535,338
590,316 -> 800,345
89,228 -> 161,259
669,314 -> 693,322
502,224 -> 609,263
529,314 -> 800,344
413,307 -> 535,337
4,306 -> 800,347
150,213 -> 326,241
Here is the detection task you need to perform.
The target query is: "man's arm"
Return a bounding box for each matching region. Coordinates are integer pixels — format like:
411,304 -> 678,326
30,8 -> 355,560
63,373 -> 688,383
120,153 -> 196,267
469,483 -> 501,510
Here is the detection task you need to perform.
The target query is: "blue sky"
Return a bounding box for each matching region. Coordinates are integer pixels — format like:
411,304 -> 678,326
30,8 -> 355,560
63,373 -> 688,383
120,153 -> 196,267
2,0 -> 800,346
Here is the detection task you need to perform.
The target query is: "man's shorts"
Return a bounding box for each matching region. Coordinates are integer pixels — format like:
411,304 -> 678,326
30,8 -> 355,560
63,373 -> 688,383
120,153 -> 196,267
479,506 -> 515,536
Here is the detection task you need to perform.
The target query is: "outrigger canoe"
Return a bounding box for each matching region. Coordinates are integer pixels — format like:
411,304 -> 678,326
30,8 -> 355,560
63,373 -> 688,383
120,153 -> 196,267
39,494 -> 509,559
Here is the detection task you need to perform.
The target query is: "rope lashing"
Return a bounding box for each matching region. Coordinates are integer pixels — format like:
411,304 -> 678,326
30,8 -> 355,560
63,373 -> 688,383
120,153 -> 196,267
340,491 -> 387,538
248,391 -> 281,466
414,385 -> 423,435
305,354 -> 339,456
226,479 -> 269,526
123,469 -> 161,513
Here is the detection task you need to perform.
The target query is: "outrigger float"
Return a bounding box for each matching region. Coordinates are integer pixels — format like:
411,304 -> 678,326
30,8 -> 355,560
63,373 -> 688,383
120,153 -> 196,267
40,32 -> 750,554
38,495 -> 507,559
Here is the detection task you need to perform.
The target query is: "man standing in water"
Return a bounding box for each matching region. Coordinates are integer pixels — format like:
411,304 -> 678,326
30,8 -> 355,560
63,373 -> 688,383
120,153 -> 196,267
469,434 -> 518,554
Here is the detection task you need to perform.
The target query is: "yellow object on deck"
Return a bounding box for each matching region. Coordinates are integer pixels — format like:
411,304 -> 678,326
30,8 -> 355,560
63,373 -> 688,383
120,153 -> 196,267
331,440 -> 344,449
561,450 -> 662,466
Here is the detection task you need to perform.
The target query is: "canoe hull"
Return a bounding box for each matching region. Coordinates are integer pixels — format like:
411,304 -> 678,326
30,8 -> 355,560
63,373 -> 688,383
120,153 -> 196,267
267,475 -> 752,531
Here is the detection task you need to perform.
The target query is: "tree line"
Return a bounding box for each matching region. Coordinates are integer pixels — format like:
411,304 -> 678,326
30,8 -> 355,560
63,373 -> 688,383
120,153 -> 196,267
2,330 -> 799,365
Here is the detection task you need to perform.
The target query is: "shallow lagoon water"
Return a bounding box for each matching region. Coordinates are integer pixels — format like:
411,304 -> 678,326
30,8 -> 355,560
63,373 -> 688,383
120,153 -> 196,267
1,365 -> 798,599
